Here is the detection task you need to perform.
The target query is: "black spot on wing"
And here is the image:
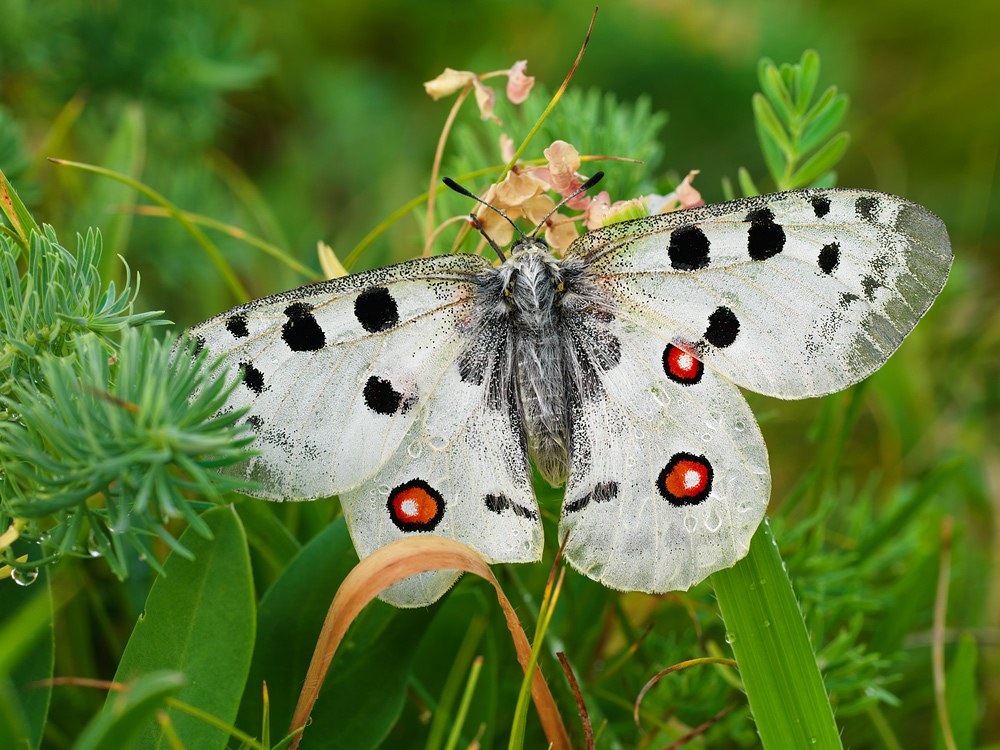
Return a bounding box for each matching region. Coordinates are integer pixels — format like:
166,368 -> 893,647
818,242 -> 840,275
668,225 -> 711,271
810,195 -> 831,218
563,480 -> 620,514
839,291 -> 860,310
745,207 -> 786,261
191,335 -> 206,357
246,414 -> 263,431
363,375 -> 412,415
484,493 -> 538,520
856,195 -> 879,223
240,362 -> 265,395
226,314 -> 249,339
355,286 -> 399,333
861,274 -> 883,301
282,302 -> 325,352
703,306 -> 740,349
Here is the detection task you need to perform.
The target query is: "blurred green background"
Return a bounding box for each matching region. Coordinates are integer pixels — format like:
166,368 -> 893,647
1,0 -> 997,747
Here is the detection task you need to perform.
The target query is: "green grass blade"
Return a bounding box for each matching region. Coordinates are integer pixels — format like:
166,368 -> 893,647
48,158 -> 250,302
713,519 -> 842,749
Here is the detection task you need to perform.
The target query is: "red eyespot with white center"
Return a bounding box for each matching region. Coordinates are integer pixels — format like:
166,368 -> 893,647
663,343 -> 703,385
657,453 -> 713,506
387,479 -> 445,532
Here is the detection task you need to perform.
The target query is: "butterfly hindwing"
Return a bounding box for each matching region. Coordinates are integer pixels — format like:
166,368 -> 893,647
568,188 -> 951,398
558,310 -> 770,592
340,358 -> 541,607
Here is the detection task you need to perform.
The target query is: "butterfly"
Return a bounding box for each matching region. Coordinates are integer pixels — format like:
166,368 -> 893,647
187,184 -> 951,607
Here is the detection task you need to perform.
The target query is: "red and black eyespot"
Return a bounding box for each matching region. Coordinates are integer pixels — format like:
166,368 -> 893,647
657,453 -> 713,507
662,343 -> 703,385
387,479 -> 445,532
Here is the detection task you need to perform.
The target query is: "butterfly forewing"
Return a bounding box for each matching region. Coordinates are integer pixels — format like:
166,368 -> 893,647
188,254 -> 492,499
568,189 -> 952,398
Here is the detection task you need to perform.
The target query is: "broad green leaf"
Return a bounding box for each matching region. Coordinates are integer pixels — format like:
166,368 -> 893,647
236,516 -> 437,750
752,95 -> 790,185
764,65 -> 796,127
713,520 -> 842,750
799,93 -> 849,154
0,679 -> 31,750
0,566 -> 54,750
789,132 -> 850,189
235,497 -> 301,578
74,671 -> 186,750
934,634 -> 977,750
797,50 -> 821,115
737,167 -> 760,198
236,517 -> 360,734
111,506 -> 255,750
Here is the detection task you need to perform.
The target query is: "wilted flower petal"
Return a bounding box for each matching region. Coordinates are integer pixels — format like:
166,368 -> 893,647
647,169 -> 704,213
496,171 -> 547,207
544,214 -> 580,251
543,141 -> 582,194
499,133 -> 516,163
424,68 -> 476,99
584,191 -> 612,230
523,194 -> 556,226
473,80 -> 498,121
506,60 -> 535,104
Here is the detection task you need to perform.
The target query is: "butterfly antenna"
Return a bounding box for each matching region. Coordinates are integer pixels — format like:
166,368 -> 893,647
531,171 -> 604,238
443,177 -> 527,262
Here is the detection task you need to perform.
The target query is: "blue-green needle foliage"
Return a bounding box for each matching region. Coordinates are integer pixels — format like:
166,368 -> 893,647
0,227 -> 166,398
0,226 -> 255,578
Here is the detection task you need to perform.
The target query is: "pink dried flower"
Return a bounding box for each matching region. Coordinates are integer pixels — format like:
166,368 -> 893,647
506,60 -> 535,104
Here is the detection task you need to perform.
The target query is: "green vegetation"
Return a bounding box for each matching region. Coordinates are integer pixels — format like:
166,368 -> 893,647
1,2 -> 996,749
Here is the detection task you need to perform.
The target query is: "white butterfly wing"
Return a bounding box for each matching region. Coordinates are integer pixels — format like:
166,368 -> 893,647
340,360 -> 541,607
188,254 -> 492,499
558,313 -> 770,592
568,189 -> 951,398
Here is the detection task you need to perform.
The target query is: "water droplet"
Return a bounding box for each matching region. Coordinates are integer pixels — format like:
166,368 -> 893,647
12,567 -> 38,586
735,420 -> 746,433
762,619 -> 770,628
702,433 -> 712,442
87,533 -> 103,558
428,434 -> 448,451
378,484 -> 391,496
737,500 -> 753,513
407,441 -> 422,458
684,516 -> 697,533
632,427 -> 646,440
626,455 -> 638,468
705,509 -> 722,532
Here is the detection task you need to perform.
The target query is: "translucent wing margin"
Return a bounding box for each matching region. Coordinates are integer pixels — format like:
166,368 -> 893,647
566,189 -> 952,398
